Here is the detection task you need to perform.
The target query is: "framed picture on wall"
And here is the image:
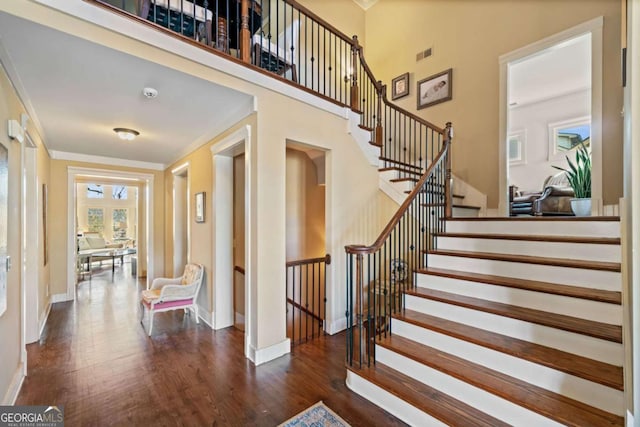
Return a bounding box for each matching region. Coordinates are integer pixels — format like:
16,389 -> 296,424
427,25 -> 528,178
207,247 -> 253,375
195,192 -> 205,223
417,68 -> 453,109
391,73 -> 410,100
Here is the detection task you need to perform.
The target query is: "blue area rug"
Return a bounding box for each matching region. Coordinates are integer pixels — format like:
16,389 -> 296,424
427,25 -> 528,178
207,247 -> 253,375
279,401 -> 351,427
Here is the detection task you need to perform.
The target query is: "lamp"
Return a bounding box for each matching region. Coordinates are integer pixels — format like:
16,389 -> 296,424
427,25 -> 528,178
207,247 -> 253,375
113,128 -> 140,141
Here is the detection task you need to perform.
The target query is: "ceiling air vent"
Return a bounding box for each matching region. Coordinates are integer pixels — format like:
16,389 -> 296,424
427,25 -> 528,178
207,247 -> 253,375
416,47 -> 433,62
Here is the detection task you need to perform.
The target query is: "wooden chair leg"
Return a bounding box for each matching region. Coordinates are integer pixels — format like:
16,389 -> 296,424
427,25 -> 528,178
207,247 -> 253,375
148,310 -> 154,336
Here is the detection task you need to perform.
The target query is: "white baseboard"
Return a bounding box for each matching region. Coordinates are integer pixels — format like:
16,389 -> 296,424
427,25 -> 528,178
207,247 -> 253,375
249,338 -> 291,366
51,293 -> 72,304
38,301 -> 52,339
2,363 -> 25,405
327,316 -> 347,335
197,304 -> 214,329
626,410 -> 633,427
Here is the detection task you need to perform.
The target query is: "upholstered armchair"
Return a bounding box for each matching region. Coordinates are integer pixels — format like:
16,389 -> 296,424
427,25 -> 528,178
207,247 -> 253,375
140,263 -> 204,336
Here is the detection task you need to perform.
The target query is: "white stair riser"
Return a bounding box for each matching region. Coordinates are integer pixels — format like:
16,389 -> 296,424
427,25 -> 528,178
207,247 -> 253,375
427,254 -> 621,291
375,346 -> 564,426
436,236 -> 620,263
346,371 -> 446,427
393,320 -> 624,415
445,220 -> 620,238
452,207 -> 479,218
414,275 -> 622,325
404,295 -> 623,365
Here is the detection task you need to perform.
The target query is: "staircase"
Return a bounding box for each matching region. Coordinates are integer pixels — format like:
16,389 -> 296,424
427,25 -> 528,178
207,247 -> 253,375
346,217 -> 624,426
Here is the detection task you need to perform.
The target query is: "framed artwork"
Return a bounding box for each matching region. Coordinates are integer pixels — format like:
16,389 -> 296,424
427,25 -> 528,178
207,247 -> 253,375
547,117 -> 591,161
195,192 -> 205,223
417,68 -> 453,110
391,73 -> 410,100
508,130 -> 527,166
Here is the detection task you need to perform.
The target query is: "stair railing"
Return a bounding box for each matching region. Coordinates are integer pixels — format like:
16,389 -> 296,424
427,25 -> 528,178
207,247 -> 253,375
345,123 -> 453,368
286,254 -> 331,346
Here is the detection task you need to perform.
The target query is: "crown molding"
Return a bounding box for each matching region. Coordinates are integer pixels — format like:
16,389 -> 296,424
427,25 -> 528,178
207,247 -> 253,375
352,0 -> 379,11
50,150 -> 165,171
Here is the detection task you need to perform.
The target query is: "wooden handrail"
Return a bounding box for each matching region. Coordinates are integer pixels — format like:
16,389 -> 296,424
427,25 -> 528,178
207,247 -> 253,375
346,124 -> 452,256
286,254 -> 331,267
286,298 -> 323,322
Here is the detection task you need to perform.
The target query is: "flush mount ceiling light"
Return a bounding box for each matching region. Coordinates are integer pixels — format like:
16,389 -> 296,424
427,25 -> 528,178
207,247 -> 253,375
113,128 -> 140,141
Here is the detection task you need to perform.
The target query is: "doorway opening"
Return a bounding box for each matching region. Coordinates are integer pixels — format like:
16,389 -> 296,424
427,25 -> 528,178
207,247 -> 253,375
211,126 -> 252,358
233,153 -> 245,331
67,167 -> 154,299
75,180 -> 139,284
284,145 -> 327,346
499,17 -> 603,215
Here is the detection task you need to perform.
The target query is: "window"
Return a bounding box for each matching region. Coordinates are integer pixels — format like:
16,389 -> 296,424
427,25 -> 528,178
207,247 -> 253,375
112,185 -> 128,200
87,184 -> 104,198
87,208 -> 104,234
508,130 -> 526,166
548,117 -> 591,160
112,208 -> 128,239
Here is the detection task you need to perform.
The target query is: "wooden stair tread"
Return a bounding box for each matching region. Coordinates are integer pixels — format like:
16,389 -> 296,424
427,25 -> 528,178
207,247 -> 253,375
418,267 -> 621,304
369,140 -> 382,148
377,335 -> 623,427
427,248 -> 621,272
346,364 -> 509,427
422,203 -> 481,210
395,309 -> 623,390
379,166 -> 422,176
444,216 -> 620,222
358,124 -> 374,132
379,156 -> 422,170
405,287 -> 622,343
435,232 -> 621,245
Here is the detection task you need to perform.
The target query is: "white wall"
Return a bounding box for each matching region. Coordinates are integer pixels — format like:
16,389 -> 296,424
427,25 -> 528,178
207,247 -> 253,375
509,89 -> 590,191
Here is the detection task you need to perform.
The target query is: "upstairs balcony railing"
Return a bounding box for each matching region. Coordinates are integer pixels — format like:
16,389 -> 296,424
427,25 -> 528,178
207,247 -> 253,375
88,0 -> 453,368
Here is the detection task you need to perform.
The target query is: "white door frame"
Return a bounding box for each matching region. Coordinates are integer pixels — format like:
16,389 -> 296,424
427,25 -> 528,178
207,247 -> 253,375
22,132 -> 39,345
210,125 -> 253,359
171,162 -> 190,275
498,16 -> 603,215
67,167 -> 155,298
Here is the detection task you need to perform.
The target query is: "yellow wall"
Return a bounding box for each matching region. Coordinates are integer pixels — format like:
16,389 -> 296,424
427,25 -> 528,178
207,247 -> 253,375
0,63 -> 51,402
363,0 -> 623,207
286,148 -> 325,261
297,0 -> 366,46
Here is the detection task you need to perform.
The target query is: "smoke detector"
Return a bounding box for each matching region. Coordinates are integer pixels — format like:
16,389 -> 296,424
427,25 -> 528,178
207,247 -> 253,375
142,87 -> 158,99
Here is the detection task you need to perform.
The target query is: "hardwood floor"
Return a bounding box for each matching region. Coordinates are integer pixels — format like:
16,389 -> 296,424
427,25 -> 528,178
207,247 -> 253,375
17,264 -> 405,426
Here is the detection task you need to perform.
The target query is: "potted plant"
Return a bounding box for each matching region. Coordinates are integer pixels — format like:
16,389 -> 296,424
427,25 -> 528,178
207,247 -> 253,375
553,141 -> 591,216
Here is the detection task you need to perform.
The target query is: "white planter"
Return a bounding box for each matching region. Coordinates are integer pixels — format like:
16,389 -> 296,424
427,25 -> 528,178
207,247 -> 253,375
571,198 -> 591,217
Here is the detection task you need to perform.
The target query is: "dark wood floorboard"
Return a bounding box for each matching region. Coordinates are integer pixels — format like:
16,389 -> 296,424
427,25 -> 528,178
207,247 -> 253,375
17,266 -> 405,426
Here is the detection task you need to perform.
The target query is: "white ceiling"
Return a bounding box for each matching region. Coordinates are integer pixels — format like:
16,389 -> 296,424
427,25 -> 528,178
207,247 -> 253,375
509,34 -> 591,106
0,12 -> 253,167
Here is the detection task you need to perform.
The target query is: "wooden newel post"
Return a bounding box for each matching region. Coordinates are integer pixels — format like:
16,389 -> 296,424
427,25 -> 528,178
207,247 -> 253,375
444,122 -> 454,218
350,36 -> 360,112
375,82 -> 384,147
239,0 -> 251,63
